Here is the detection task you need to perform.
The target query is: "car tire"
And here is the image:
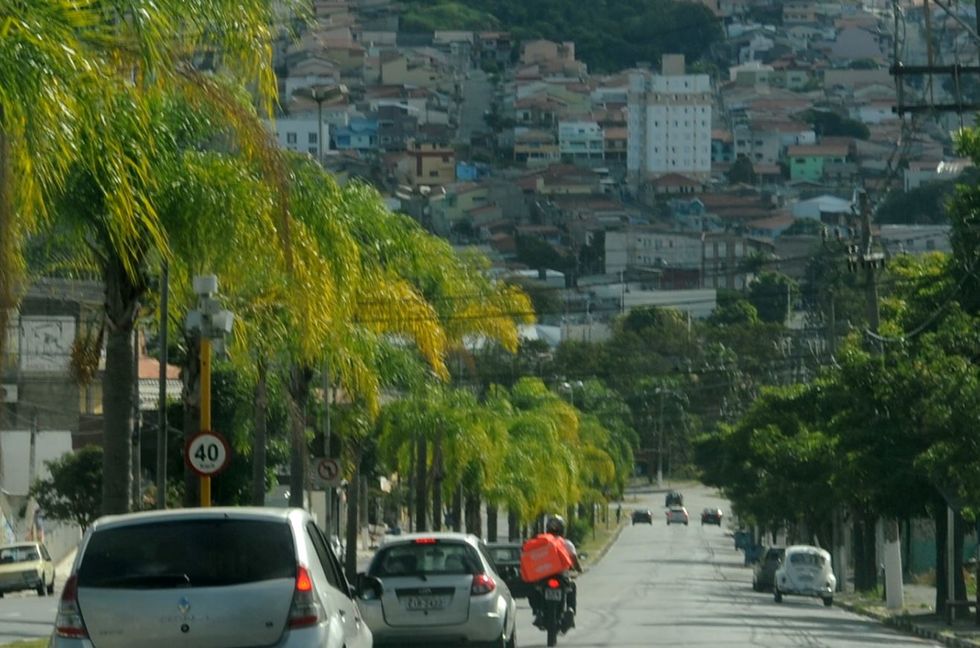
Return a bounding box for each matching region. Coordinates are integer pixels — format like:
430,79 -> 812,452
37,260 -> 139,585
823,596 -> 833,607
47,578 -> 54,595
774,588 -> 782,603
506,626 -> 517,648
36,577 -> 45,597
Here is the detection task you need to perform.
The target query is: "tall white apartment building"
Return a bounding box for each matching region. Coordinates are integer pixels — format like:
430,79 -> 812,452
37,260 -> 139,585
627,54 -> 712,184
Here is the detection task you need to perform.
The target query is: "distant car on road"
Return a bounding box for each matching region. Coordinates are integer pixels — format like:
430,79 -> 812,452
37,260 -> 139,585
665,506 -> 689,525
487,541 -> 529,598
50,507 -> 371,648
632,509 -> 654,525
0,542 -> 55,597
774,545 -> 836,606
357,532 -> 517,647
665,490 -> 684,507
752,547 -> 785,592
700,507 -> 723,525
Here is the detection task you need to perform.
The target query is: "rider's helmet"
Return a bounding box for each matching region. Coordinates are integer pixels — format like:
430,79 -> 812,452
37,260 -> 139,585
546,515 -> 566,537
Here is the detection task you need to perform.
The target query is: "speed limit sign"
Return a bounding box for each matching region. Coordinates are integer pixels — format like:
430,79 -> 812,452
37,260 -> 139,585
185,431 -> 231,477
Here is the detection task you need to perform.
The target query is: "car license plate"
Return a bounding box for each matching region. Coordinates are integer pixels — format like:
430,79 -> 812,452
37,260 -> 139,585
405,596 -> 446,611
544,588 -> 563,601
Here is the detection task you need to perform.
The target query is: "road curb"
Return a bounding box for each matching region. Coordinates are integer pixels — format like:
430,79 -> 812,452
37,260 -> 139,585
836,600 -> 980,648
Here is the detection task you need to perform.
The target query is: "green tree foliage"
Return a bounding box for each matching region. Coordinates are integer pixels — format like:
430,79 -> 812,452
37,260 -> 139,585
801,109 -> 870,140
399,0 -> 723,73
30,446 -> 103,531
707,290 -> 759,326
727,155 -> 757,185
401,2 -> 501,31
873,170 -> 980,225
747,272 -> 797,324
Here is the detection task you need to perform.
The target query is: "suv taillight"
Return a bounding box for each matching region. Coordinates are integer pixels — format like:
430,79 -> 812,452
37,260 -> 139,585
55,575 -> 89,639
471,573 -> 496,595
287,566 -> 323,628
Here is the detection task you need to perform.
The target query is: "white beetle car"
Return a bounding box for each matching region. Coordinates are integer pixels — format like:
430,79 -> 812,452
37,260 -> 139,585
774,544 -> 836,606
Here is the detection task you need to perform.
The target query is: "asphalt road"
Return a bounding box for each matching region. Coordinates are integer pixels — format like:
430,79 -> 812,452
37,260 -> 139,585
0,587 -> 59,644
0,484 -> 947,646
512,483 -> 943,647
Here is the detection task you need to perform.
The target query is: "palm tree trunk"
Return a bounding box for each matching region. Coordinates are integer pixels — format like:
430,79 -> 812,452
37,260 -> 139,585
432,432 -> 443,531
0,122 -> 14,360
415,436 -> 428,531
465,487 -> 481,537
181,334 -> 201,507
251,359 -> 269,505
102,254 -> 141,514
344,445 -> 363,581
451,486 -> 463,532
486,503 -> 498,542
287,364 -> 313,508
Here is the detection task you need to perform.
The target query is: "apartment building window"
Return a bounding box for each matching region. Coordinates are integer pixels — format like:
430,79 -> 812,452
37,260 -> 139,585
309,147 -> 318,156
309,133 -> 318,144
286,132 -> 297,144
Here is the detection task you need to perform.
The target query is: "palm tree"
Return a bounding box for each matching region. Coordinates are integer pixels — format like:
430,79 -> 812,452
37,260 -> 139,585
3,1 -> 290,514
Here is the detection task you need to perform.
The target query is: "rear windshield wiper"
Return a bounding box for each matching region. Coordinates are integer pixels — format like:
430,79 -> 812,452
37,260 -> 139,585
85,573 -> 192,588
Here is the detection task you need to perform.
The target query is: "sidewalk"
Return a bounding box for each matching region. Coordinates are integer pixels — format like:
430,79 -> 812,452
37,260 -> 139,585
838,585 -> 980,647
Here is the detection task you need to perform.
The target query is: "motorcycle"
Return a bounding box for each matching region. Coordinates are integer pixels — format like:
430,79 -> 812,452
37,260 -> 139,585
533,573 -> 575,646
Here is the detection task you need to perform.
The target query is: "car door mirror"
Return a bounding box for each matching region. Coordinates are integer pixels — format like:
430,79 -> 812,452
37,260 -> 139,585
354,573 -> 383,600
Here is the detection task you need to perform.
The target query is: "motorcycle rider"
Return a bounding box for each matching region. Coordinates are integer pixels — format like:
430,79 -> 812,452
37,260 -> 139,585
529,515 -> 583,630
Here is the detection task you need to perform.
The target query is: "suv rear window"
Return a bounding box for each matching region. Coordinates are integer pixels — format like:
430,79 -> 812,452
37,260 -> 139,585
77,519 -> 295,589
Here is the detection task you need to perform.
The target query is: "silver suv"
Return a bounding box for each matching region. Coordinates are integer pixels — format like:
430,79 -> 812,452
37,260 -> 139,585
50,507 -> 372,648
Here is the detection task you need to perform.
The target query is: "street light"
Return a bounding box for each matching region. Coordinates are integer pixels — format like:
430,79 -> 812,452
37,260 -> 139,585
292,84 -> 349,164
184,275 -> 234,507
560,380 -> 584,407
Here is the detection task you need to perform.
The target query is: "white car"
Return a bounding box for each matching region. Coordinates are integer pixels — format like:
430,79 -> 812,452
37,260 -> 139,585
774,544 -> 837,606
50,507 -> 372,648
356,532 -> 517,647
666,506 -> 689,525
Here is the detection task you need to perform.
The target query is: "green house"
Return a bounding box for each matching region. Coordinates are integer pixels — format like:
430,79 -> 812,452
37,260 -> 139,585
787,144 -> 850,182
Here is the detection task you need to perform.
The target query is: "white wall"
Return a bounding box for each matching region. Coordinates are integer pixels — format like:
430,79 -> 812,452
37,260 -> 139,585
1,431 -> 74,496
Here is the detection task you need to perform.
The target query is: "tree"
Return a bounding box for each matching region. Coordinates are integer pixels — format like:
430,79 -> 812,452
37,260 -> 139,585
30,446 -> 103,532
801,109 -> 870,140
747,272 -> 797,324
5,1 -> 287,516
727,155 -> 757,185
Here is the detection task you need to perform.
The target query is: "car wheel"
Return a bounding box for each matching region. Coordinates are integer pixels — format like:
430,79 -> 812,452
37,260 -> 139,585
47,578 -> 54,595
506,626 -> 517,648
823,596 -> 833,607
774,588 -> 782,603
36,576 -> 45,597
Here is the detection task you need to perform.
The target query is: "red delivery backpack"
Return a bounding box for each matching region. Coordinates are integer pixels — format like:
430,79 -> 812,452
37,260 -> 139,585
520,533 -> 573,582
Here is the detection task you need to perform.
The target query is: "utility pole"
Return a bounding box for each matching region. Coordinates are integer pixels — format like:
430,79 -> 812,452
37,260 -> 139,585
856,190 -> 903,610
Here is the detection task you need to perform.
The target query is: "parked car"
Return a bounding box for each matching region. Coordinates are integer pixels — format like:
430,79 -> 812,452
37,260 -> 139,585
50,507 -> 372,648
0,541 -> 55,597
752,547 -> 785,592
665,506 -> 689,525
700,508 -> 723,525
665,490 -> 684,507
774,545 -> 836,606
357,532 -> 517,647
487,541 -> 530,599
631,509 -> 654,525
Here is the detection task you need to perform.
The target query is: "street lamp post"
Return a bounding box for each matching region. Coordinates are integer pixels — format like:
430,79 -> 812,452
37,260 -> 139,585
292,84 -> 349,165
185,275 -> 234,507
